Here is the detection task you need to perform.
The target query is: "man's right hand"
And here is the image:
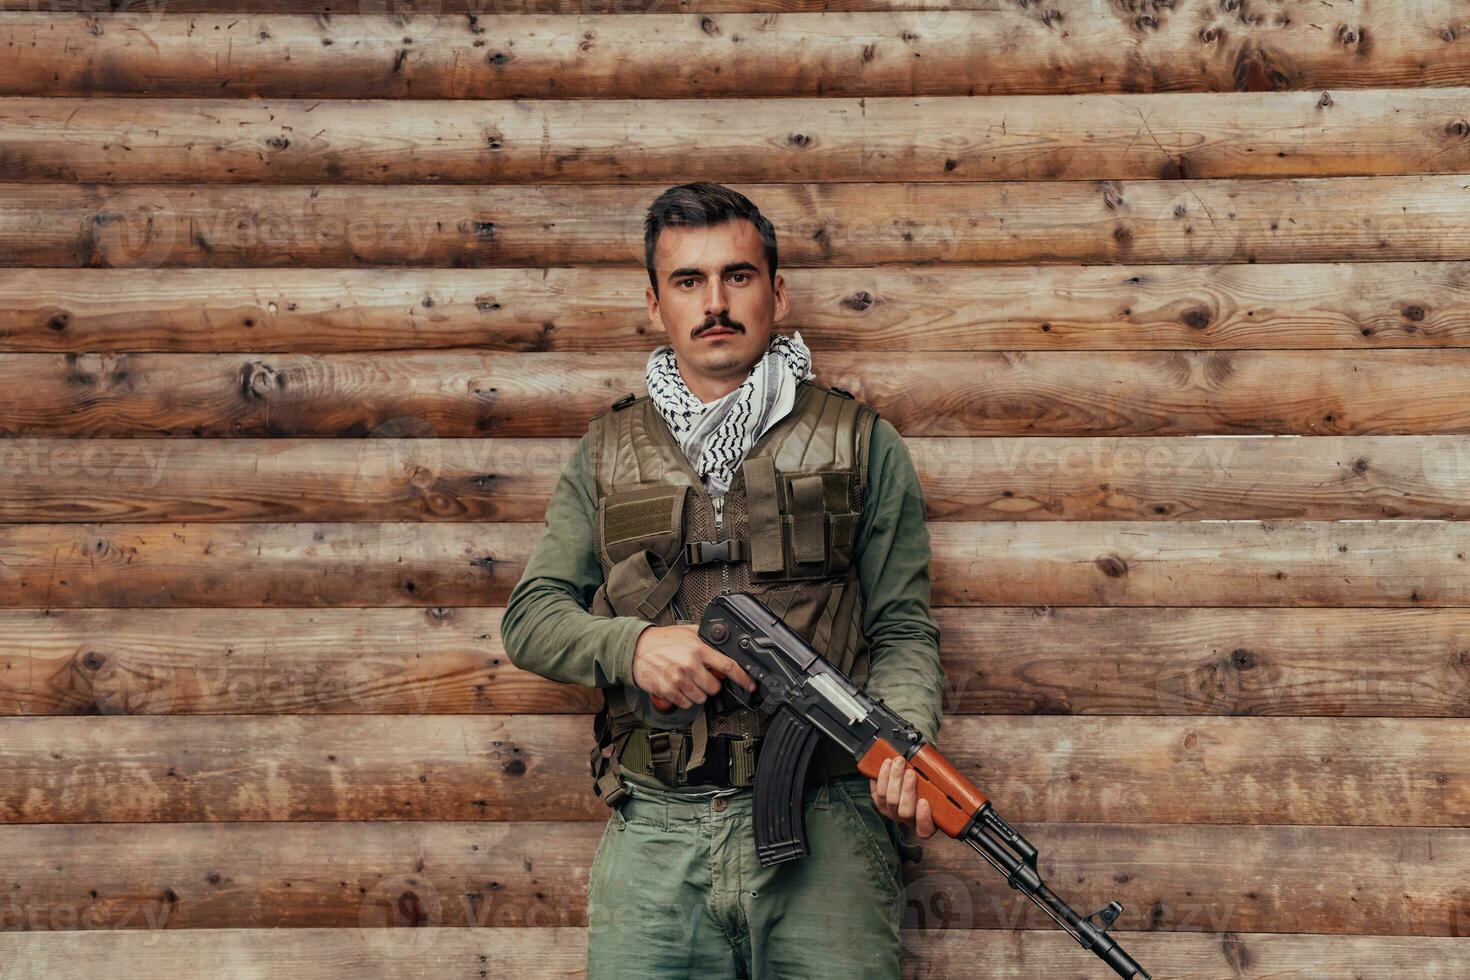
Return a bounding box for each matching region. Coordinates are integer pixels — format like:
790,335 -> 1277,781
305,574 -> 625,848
631,623 -> 757,710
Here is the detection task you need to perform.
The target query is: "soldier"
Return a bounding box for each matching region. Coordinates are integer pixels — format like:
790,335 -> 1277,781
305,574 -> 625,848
501,182 -> 946,978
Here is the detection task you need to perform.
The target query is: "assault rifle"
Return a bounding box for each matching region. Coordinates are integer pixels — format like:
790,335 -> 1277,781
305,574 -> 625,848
686,592 -> 1154,980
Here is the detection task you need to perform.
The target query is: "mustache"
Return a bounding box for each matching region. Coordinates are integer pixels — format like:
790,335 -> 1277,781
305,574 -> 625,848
693,315 -> 744,338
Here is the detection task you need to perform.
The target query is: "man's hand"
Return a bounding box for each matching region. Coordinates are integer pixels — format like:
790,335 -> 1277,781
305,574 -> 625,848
631,623 -> 757,710
871,755 -> 937,839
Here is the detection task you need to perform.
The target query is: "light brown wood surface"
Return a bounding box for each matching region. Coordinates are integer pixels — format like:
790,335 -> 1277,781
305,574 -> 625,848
8,178 -> 1470,268
5,263 -> 1466,354
1,714 -> 1465,826
3,927 -> 1469,978
7,519 -> 1470,607
1,820 -> 1465,935
5,7 -> 1470,99
3,1 -> 1468,972
5,89 -> 1470,184
4,606 -> 1469,718
11,349 -> 1470,438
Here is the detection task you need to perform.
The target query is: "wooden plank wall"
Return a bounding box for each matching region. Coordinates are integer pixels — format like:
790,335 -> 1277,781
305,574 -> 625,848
3,0 -> 1470,975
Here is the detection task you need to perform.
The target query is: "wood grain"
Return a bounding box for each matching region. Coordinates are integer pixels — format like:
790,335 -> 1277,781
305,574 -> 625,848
5,8 -> 1469,99
5,263 -> 1465,354
8,434 -> 1470,523
8,520 -> 1470,607
10,350 -> 1470,438
6,89 -> 1470,183
1,714 -> 1464,826
7,178 -> 1470,268
3,927 -> 1469,978
1,820 -> 1464,935
4,606 -> 1469,718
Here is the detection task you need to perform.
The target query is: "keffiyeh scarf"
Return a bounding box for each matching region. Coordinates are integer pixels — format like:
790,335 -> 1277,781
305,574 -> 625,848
645,330 -> 815,521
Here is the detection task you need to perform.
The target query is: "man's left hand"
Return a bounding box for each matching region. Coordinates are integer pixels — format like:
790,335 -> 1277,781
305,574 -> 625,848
870,755 -> 936,839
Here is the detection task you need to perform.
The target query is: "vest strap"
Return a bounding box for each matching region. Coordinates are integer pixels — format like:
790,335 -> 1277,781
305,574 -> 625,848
743,457 -> 785,574
789,474 -> 827,564
635,548 -> 689,621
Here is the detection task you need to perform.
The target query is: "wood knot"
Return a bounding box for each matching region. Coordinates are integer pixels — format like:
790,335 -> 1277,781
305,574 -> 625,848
841,290 -> 875,312
1181,308 -> 1212,330
1094,555 -> 1128,578
239,361 -> 282,401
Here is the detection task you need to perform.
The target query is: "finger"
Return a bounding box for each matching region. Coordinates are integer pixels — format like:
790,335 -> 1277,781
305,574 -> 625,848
897,766 -> 918,823
694,666 -> 723,697
675,676 -> 707,706
864,764 -> 887,811
916,797 -> 936,839
872,759 -> 890,813
650,694 -> 675,713
702,649 -> 758,692
885,756 -> 905,810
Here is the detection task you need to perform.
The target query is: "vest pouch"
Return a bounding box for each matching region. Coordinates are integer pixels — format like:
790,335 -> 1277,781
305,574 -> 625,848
767,470 -> 860,581
597,483 -> 690,571
590,548 -> 681,625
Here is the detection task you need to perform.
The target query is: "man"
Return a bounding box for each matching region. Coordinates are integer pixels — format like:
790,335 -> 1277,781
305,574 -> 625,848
500,182 -> 945,978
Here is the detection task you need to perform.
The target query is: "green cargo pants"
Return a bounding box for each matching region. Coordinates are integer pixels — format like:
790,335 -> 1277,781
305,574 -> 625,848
585,772 -> 904,979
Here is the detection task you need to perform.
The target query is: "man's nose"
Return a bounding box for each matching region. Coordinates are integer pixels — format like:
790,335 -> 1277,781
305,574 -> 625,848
703,278 -> 728,316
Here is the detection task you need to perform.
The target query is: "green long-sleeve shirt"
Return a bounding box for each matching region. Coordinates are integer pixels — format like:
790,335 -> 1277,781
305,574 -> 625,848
499,414 -> 945,744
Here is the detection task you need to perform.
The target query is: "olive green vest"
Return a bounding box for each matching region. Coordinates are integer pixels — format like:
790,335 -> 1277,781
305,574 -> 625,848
584,378 -> 879,804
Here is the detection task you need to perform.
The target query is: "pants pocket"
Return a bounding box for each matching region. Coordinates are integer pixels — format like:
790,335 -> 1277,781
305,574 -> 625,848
830,777 -> 903,899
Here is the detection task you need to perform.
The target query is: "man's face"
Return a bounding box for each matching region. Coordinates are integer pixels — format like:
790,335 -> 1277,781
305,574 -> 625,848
645,218 -> 788,389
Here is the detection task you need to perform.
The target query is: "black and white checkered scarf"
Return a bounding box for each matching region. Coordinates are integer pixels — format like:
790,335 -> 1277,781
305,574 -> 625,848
645,330 -> 814,520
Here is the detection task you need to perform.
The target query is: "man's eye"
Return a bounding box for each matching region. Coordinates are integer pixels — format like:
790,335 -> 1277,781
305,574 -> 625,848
729,273 -> 749,283
679,278 -> 698,288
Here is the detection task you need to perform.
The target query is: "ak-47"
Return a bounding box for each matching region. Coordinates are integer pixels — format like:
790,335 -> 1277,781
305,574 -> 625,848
691,592 -> 1153,980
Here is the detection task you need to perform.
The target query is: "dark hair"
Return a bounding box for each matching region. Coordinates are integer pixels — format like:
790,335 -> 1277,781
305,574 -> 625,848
643,182 -> 778,296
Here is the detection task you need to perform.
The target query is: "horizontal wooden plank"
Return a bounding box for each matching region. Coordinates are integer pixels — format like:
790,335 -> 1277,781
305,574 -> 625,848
8,520 -> 1470,607
8,89 -> 1470,184
8,177 -> 1470,268
927,520 -> 1470,608
0,522 -> 536,608
0,606 -> 600,717
9,435 -> 1470,524
4,606 -> 1469,718
4,263 -> 1465,354
2,715 -> 1465,825
0,438 -> 568,523
1,821 -> 1464,935
4,927 -> 1470,979
5,9 -> 1469,99
10,350 -> 1470,438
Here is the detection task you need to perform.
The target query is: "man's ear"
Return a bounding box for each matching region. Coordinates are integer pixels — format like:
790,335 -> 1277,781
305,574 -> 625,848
646,284 -> 667,335
772,274 -> 790,324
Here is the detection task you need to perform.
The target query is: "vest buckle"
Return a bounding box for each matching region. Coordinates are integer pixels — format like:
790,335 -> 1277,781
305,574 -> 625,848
685,538 -> 747,565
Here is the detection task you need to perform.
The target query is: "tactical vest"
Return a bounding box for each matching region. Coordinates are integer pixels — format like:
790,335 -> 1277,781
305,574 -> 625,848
584,378 -> 879,805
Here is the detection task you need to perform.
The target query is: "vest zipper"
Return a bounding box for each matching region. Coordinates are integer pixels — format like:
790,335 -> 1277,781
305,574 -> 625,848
716,503 -> 730,595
